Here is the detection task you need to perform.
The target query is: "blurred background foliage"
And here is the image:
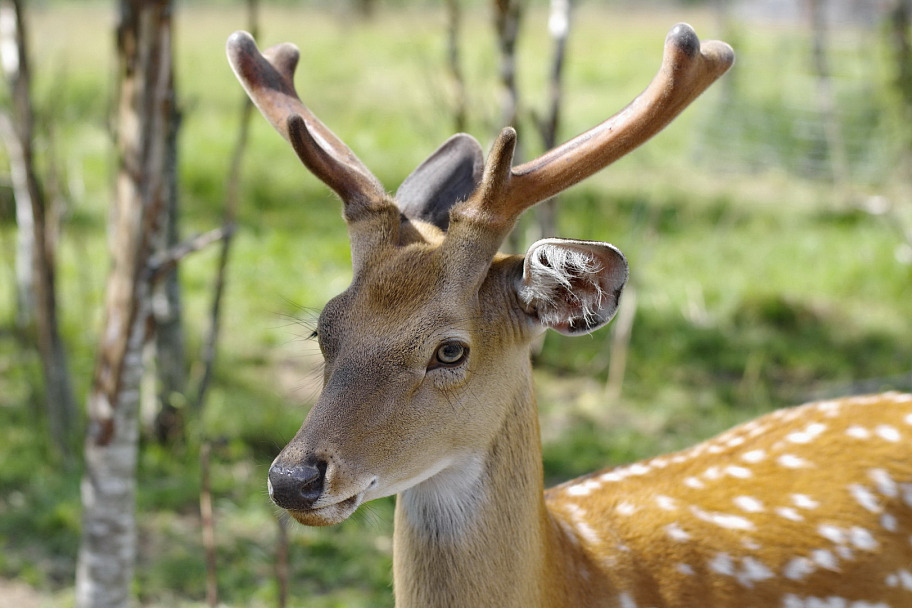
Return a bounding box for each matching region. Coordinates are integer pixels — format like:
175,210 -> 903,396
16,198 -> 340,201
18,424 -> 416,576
0,0 -> 911,605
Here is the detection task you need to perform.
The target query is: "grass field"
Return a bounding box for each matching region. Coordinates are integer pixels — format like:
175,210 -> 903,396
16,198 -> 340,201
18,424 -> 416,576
1,2 -> 911,606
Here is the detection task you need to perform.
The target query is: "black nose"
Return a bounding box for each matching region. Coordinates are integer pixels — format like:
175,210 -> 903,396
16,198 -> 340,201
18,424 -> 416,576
268,459 -> 326,510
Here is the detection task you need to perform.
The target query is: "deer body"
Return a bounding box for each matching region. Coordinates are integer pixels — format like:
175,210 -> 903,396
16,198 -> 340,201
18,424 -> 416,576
227,23 -> 912,608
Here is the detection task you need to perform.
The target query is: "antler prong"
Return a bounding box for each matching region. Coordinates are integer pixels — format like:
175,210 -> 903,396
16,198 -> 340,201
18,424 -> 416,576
226,31 -> 385,206
461,23 -> 734,227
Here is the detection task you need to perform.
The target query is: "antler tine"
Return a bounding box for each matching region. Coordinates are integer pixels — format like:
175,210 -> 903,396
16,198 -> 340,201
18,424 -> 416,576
472,23 -> 734,223
226,31 -> 385,208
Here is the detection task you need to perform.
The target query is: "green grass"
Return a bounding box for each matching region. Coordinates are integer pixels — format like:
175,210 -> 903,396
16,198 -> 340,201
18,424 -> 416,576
1,2 -> 911,606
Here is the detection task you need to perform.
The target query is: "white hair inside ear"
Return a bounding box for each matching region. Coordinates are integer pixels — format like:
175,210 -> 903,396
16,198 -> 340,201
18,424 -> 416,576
517,238 -> 628,336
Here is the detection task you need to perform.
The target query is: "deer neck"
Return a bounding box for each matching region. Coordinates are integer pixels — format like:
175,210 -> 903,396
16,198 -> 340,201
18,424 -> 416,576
392,368 -> 553,608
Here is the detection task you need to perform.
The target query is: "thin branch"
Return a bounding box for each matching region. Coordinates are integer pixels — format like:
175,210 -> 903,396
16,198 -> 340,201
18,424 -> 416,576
146,225 -> 232,281
195,0 -> 259,411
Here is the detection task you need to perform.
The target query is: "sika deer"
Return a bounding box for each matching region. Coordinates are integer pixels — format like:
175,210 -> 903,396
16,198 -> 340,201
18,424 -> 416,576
227,23 -> 912,608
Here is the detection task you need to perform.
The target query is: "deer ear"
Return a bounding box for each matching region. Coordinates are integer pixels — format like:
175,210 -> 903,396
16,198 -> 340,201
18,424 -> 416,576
517,239 -> 629,336
396,134 -> 484,230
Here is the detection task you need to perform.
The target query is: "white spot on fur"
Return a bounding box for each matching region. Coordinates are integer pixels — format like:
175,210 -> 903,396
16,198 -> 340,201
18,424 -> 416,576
737,557 -> 774,588
778,454 -> 812,469
848,526 -> 878,551
567,484 -> 590,497
787,423 -> 827,444
792,494 -> 820,509
811,549 -> 838,570
785,597 -> 852,608
868,469 -> 898,498
617,591 -> 637,608
818,524 -> 846,545
881,513 -> 898,533
783,557 -> 816,581
874,424 -> 901,442
709,552 -> 735,576
845,425 -> 870,440
575,520 -> 601,546
703,465 -> 723,481
649,457 -> 669,469
746,423 -> 769,438
691,506 -> 755,531
776,507 -> 804,522
565,503 -> 601,546
742,537 -> 762,551
676,563 -> 695,576
900,569 -> 912,590
782,594 -> 803,608
629,463 -> 651,476
904,412 -> 912,426
902,483 -> 912,508
848,484 -> 882,513
616,501 -> 637,516
567,478 -> 602,497
741,449 -> 766,463
599,471 -> 624,483
725,466 -> 753,479
684,476 -> 705,490
726,435 -> 746,448
734,496 -> 765,513
816,400 -> 841,415
655,495 -> 677,511
665,522 -> 691,542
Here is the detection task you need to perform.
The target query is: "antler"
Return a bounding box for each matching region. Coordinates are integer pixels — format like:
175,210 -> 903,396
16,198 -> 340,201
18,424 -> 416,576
226,31 -> 386,211
458,23 -> 734,227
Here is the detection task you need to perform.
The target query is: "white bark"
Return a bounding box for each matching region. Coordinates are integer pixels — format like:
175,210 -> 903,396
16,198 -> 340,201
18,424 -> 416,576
76,1 -> 175,605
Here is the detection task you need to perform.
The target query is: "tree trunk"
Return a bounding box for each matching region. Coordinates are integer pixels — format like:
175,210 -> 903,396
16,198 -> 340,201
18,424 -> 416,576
0,0 -> 76,457
150,101 -> 185,443
493,0 -> 522,131
493,0 -> 524,252
76,1 -> 175,606
445,0 -> 467,133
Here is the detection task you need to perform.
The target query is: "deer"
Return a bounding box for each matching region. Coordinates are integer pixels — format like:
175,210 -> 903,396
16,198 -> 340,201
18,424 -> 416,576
227,23 -> 912,608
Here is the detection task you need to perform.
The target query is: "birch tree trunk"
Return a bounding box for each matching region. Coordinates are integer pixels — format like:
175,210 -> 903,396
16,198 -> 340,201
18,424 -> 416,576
76,1 -> 175,605
0,0 -> 76,456
0,1 -> 33,327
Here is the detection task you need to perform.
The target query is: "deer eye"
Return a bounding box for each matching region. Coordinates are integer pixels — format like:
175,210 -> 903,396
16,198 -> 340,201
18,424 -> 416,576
430,342 -> 469,369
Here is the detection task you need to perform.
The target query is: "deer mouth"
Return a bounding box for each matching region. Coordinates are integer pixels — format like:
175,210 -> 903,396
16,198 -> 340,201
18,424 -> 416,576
285,476 -> 378,526
287,492 -> 364,526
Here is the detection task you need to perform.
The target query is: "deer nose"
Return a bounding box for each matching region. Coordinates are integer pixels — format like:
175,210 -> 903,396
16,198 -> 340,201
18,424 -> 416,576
268,460 -> 326,510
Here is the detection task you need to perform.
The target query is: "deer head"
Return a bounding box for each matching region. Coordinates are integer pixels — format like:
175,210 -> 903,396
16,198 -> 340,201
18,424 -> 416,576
227,24 -> 734,527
